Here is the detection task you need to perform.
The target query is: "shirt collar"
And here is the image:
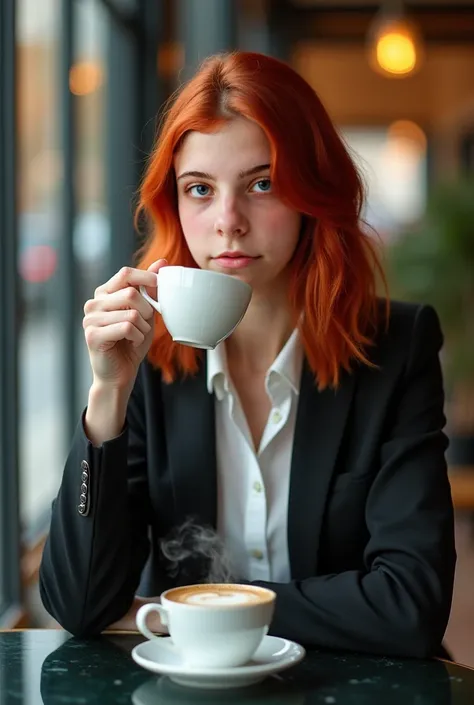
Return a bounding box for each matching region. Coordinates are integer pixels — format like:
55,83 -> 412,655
267,327 -> 303,396
207,328 -> 303,400
207,340 -> 229,401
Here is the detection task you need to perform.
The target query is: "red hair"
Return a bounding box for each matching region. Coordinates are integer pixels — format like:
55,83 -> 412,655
136,51 -> 387,388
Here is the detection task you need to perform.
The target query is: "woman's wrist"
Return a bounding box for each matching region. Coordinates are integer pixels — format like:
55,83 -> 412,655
84,382 -> 131,446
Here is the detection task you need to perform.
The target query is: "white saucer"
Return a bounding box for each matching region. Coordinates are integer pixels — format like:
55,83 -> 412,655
131,635 -> 306,689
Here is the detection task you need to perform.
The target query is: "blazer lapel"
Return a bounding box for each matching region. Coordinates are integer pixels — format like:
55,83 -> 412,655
161,358 -> 217,531
288,361 -> 356,580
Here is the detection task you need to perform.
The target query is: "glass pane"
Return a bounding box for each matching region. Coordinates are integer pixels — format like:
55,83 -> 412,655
16,0 -> 66,534
73,0 -> 111,411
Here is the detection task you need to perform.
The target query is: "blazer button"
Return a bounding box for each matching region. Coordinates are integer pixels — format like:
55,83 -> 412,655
78,461 -> 90,516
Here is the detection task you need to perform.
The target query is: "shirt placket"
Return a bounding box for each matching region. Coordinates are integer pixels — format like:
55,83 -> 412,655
244,454 -> 270,580
259,380 -> 291,455
228,389 -> 271,581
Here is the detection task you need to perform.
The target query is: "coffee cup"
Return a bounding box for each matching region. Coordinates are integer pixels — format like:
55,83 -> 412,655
139,266 -> 252,350
135,583 -> 276,669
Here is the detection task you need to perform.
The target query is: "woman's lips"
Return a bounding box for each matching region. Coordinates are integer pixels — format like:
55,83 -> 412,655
213,255 -> 258,269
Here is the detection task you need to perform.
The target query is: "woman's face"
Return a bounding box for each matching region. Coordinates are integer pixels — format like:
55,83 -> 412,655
174,117 -> 301,295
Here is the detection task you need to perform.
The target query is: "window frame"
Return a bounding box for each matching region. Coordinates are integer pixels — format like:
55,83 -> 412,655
0,0 -> 21,626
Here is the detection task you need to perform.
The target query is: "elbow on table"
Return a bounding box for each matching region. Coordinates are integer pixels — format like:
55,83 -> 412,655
38,576 -> 131,639
59,619 -> 103,640
40,604 -> 123,639
39,585 -> 98,638
396,630 -> 443,659
386,605 -> 450,659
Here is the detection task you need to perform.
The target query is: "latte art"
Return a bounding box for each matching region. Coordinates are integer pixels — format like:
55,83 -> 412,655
184,590 -> 260,606
166,583 -> 272,607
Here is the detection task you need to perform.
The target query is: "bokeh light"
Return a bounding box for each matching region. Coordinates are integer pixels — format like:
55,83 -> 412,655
376,31 -> 417,75
69,61 -> 103,96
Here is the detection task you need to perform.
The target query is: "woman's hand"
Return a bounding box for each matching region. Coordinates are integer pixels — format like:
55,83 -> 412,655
83,259 -> 166,446
83,259 -> 167,394
107,596 -> 168,634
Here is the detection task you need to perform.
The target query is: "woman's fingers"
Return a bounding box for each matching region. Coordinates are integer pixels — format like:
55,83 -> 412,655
83,309 -> 152,337
85,320 -> 145,351
95,265 -> 159,297
84,286 -> 155,320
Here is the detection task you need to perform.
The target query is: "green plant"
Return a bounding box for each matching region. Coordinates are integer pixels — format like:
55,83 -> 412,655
387,178 -> 474,431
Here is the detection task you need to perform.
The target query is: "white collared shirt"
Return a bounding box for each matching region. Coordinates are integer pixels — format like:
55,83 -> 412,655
207,329 -> 303,583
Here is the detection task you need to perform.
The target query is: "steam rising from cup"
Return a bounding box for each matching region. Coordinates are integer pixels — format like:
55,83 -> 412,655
160,518 -> 237,584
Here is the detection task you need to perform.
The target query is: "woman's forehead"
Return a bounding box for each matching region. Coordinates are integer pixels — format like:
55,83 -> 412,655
175,119 -> 271,175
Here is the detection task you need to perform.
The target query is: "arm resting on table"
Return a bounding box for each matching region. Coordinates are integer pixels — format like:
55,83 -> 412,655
254,306 -> 456,658
39,372 -> 153,637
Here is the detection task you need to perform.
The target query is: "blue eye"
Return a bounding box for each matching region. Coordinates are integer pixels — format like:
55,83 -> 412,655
188,184 -> 211,197
252,179 -> 271,193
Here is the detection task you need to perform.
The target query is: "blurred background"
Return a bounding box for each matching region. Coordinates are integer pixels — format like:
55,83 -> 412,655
1,0 -> 473,663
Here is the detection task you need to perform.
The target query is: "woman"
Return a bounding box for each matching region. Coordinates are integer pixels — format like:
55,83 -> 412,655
39,51 -> 455,657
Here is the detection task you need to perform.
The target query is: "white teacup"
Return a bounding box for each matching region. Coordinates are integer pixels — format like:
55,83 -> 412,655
139,266 -> 252,350
136,583 -> 276,669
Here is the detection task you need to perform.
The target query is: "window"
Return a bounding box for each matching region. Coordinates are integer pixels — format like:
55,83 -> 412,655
1,0 -> 169,625
73,0 -> 111,408
17,0 -> 66,538
342,123 -> 428,241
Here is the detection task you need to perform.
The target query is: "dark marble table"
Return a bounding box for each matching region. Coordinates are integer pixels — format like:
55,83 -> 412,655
0,630 -> 473,705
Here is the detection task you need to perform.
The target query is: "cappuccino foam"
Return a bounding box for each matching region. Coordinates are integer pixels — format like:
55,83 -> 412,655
184,590 -> 259,606
166,584 -> 270,607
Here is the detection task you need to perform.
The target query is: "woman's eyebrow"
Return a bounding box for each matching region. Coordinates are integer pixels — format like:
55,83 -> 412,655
239,163 -> 271,177
176,170 -> 213,181
176,163 -> 271,181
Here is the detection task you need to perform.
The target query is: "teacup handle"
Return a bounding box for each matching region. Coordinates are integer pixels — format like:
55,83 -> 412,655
136,603 -> 177,653
139,284 -> 162,315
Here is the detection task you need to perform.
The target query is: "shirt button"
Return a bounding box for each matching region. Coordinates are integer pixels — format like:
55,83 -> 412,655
250,549 -> 264,560
271,409 -> 282,424
253,481 -> 263,494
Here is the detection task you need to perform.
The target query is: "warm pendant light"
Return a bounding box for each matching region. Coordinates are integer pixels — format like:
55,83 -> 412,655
368,0 -> 424,78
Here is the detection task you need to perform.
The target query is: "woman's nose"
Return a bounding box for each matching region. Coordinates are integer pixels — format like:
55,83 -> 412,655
214,197 -> 249,238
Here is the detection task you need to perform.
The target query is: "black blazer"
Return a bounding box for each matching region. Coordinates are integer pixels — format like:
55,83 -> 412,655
39,301 -> 456,657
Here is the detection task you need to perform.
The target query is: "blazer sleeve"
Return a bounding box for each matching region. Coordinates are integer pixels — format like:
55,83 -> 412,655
39,367 -> 152,637
253,305 -> 456,658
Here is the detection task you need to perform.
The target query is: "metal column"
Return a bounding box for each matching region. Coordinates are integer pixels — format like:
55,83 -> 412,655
105,11 -> 140,278
0,0 -> 21,622
238,0 -> 292,60
178,0 -> 238,80
59,0 -> 78,442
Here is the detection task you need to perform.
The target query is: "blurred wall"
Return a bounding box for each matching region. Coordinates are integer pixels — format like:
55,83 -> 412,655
293,43 -> 474,177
